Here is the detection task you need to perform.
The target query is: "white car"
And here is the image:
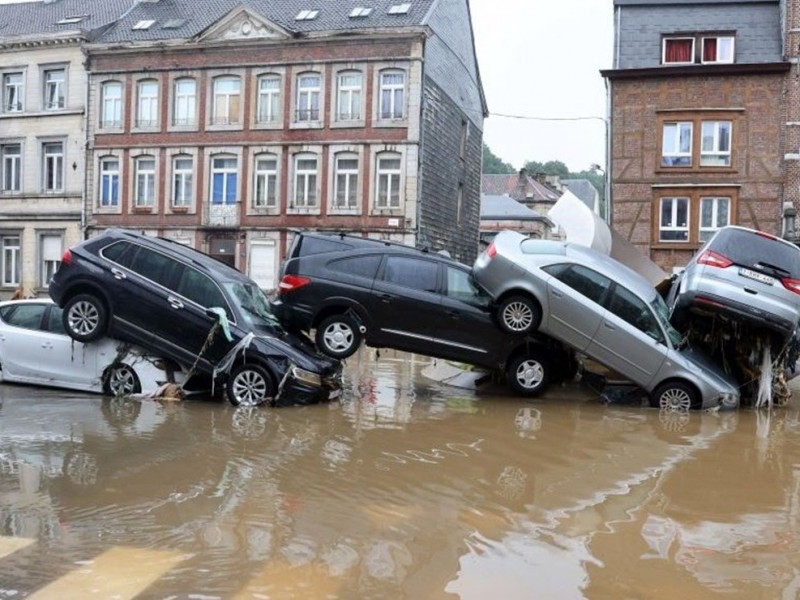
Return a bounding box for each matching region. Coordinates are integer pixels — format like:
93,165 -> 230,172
0,299 -> 180,396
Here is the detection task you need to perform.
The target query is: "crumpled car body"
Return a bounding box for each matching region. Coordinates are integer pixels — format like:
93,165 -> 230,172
472,230 -> 740,410
48,229 -> 341,407
0,298 -> 180,396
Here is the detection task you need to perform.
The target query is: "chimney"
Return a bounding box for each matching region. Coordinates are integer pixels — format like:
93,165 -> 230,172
515,168 -> 528,201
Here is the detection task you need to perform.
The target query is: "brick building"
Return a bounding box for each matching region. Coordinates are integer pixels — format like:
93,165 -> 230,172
602,0 -> 789,271
80,0 -> 486,289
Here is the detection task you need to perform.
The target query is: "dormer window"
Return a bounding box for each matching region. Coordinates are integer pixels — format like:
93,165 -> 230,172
388,3 -> 411,15
295,9 -> 319,21
132,20 -> 156,30
350,7 -> 372,18
662,33 -> 735,65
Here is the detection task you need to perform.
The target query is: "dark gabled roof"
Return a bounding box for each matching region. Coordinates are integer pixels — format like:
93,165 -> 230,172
480,195 -> 549,221
92,0 -> 436,44
561,179 -> 599,211
481,173 -> 560,202
0,0 -> 134,40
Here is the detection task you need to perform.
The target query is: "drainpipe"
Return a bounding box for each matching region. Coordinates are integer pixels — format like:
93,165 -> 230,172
81,44 -> 90,240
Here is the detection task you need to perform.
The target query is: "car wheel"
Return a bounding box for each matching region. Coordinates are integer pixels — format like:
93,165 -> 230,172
226,363 -> 275,407
63,293 -> 108,343
315,314 -> 362,359
497,295 -> 541,334
650,381 -> 698,411
103,363 -> 141,396
506,353 -> 549,397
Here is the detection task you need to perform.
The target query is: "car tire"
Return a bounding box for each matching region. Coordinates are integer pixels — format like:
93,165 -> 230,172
506,353 -> 549,397
315,314 -> 362,359
649,381 -> 698,411
63,293 -> 108,343
103,363 -> 141,396
226,363 -> 275,407
497,295 -> 541,334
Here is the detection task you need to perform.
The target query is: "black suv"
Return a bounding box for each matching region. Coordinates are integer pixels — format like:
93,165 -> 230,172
48,229 -> 341,407
270,232 -> 574,396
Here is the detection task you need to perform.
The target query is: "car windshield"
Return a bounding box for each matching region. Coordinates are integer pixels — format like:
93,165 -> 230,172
650,295 -> 683,347
224,281 -> 283,331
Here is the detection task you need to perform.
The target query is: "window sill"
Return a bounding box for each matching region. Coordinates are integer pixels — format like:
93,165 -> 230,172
290,121 -> 323,130
373,119 -> 408,129
654,166 -> 737,175
287,207 -> 321,215
132,206 -> 155,214
251,121 -> 283,130
248,207 -> 280,216
170,206 -> 191,213
330,120 -> 365,129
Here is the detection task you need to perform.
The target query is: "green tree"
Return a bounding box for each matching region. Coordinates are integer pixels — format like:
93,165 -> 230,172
522,159 -> 569,178
482,143 -> 515,174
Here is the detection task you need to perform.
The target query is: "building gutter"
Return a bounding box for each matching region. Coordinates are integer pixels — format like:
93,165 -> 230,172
602,62 -> 790,80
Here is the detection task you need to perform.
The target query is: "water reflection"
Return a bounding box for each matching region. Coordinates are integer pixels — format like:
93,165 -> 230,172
0,355 -> 799,598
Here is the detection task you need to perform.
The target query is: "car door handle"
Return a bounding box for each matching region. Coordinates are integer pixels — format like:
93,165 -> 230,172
447,310 -> 460,318
378,293 -> 392,303
41,342 -> 53,349
603,322 -> 616,331
552,290 -> 563,298
111,267 -> 127,280
168,296 -> 184,310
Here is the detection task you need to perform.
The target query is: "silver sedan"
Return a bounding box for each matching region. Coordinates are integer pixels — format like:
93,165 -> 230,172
473,230 -> 740,410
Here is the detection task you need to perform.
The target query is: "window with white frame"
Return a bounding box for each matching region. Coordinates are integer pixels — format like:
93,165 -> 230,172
2,72 -> 23,113
211,156 -> 238,205
42,141 -> 64,192
256,75 -> 281,124
295,73 -> 320,122
662,38 -> 694,64
173,78 -> 196,126
702,36 -> 735,64
136,79 -> 158,128
43,68 -> 65,110
699,197 -> 730,242
134,156 -> 155,207
700,121 -> 731,166
293,154 -> 318,208
212,76 -> 241,125
1,143 -> 21,192
336,71 -> 362,121
39,234 -> 62,287
253,154 -> 278,208
661,122 -> 693,167
1,234 -> 20,287
375,153 -> 402,209
101,81 -> 122,128
99,157 -> 119,207
659,197 -> 690,242
379,70 -> 405,120
333,153 -> 359,209
172,156 -> 193,207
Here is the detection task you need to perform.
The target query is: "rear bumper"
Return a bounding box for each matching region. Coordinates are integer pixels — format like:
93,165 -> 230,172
677,290 -> 797,337
269,298 -> 315,332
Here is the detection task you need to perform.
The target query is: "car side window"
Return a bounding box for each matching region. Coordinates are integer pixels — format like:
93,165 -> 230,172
101,240 -> 134,267
608,285 -> 664,342
47,307 -> 68,335
446,267 -> 489,307
4,304 -> 46,331
381,256 -> 439,293
175,267 -> 231,318
128,247 -> 177,285
329,255 -> 381,280
546,264 -> 612,305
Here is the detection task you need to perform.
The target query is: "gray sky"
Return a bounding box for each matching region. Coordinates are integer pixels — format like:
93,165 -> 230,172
470,0 -> 614,173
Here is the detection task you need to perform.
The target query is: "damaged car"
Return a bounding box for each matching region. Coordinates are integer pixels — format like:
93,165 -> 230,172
472,230 -> 741,411
271,231 -> 576,397
666,225 -> 800,406
0,298 -> 177,396
48,229 -> 342,407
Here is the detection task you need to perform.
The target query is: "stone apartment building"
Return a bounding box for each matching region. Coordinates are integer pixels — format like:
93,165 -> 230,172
602,0 -> 789,271
80,0 -> 486,289
0,0 -> 132,297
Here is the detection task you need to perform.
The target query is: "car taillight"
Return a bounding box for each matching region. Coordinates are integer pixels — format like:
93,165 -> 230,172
277,274 -> 310,295
697,250 -> 732,269
61,249 -> 72,266
782,278 -> 800,295
756,230 -> 779,241
486,243 -> 497,259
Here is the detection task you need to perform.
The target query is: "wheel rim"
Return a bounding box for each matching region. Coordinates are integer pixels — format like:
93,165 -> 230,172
503,302 -> 534,332
323,322 -> 354,353
232,369 -> 270,407
659,388 -> 692,411
68,301 -> 100,337
109,367 -> 136,396
515,359 -> 544,390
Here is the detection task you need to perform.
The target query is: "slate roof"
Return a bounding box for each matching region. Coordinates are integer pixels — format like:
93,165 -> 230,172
561,179 -> 599,211
0,0 -> 134,39
92,0 -> 437,44
480,195 -> 549,221
481,173 -> 560,202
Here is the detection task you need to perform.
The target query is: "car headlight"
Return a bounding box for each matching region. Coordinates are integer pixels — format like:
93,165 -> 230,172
291,365 -> 322,387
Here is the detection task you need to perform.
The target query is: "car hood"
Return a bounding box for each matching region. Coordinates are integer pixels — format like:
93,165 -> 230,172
250,328 -> 339,373
676,346 -> 739,393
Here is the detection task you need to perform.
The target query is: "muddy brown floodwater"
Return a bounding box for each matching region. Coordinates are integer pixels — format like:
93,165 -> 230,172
1,349 -> 800,599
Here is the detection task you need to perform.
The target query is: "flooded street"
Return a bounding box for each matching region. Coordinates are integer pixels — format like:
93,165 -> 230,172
2,350 -> 800,599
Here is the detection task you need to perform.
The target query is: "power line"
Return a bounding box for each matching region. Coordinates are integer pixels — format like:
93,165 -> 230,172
489,112 -> 606,123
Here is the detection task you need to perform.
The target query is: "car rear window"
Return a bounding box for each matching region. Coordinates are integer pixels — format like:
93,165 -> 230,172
295,236 -> 353,257
328,255 -> 381,280
709,229 -> 800,278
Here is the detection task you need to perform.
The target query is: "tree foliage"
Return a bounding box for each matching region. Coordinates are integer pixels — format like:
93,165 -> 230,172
482,143 -> 515,174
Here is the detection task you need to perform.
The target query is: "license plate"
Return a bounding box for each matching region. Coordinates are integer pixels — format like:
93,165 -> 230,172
739,267 -> 774,285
